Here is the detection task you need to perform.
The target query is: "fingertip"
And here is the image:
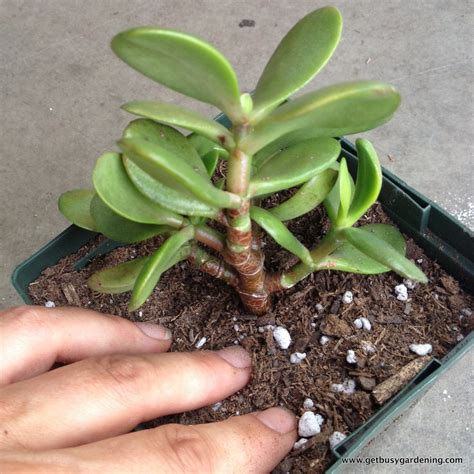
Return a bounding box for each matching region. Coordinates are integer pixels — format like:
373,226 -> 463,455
214,345 -> 252,369
253,407 -> 297,435
133,322 -> 172,341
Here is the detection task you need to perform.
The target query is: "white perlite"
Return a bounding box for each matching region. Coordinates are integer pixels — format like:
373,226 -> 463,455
342,291 -> 353,304
293,438 -> 308,450
353,318 -> 363,329
461,308 -> 472,317
195,337 -> 207,349
395,284 -> 408,301
360,317 -> 372,332
409,343 -> 432,356
273,326 -> 292,349
346,350 -> 357,364
331,378 -> 356,395
44,301 -> 55,308
211,401 -> 222,412
329,431 -> 347,449
298,411 -> 324,437
233,324 -> 240,332
303,398 -> 314,410
320,335 -> 331,346
362,341 -> 376,354
315,303 -> 324,312
290,352 -> 307,364
403,279 -> 417,290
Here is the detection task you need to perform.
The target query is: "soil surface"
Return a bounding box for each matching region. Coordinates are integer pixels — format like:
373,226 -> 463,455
29,204 -> 473,473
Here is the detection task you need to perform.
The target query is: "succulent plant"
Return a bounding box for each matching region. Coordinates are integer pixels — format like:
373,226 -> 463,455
59,6 -> 427,314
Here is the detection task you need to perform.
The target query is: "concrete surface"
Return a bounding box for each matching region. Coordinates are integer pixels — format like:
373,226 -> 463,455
0,0 -> 472,471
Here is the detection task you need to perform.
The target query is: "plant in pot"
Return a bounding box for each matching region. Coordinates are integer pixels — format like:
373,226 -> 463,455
58,6 -> 427,316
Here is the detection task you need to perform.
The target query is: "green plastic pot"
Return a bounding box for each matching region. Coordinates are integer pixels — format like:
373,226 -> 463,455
11,116 -> 474,471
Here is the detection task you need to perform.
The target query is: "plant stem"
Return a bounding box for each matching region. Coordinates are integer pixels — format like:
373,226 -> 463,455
269,230 -> 342,291
188,245 -> 239,288
225,131 -> 270,314
194,225 -> 225,252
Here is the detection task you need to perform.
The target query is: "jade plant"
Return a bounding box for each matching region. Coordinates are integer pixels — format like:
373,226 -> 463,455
58,6 -> 427,315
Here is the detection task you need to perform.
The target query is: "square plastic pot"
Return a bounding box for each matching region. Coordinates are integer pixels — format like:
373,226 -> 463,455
11,130 -> 473,471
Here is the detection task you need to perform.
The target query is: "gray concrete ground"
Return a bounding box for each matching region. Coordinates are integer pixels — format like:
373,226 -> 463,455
0,0 -> 472,471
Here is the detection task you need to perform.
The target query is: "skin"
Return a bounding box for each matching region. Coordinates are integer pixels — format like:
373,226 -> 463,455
0,305 -> 297,473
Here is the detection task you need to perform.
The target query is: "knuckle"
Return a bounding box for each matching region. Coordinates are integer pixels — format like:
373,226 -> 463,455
158,424 -> 216,473
3,306 -> 51,334
88,354 -> 155,402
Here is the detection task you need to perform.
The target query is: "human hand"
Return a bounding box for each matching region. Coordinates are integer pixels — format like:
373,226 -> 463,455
0,305 -> 296,473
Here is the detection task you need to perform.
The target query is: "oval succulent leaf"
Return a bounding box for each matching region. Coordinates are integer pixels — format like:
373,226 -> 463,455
90,194 -> 171,243
123,119 -> 209,178
93,152 -> 184,227
201,150 -> 220,176
336,158 -> 353,225
317,224 -> 405,273
123,158 -> 218,217
248,137 -> 340,197
250,207 -> 313,267
88,256 -> 150,294
111,28 -> 242,121
129,226 -> 195,311
343,226 -> 428,282
268,167 -> 337,221
252,6 -> 343,122
58,189 -> 96,231
122,101 -> 234,149
344,138 -> 382,226
119,138 -> 241,209
187,133 -> 229,159
244,81 -> 401,154
324,160 -> 355,224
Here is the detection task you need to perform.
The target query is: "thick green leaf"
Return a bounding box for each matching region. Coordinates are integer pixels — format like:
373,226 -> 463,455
268,167 -> 337,221
201,150 -> 219,176
337,158 -> 353,225
119,138 -> 241,209
93,152 -> 184,227
243,81 -> 401,154
90,194 -> 170,243
88,257 -> 150,294
317,224 -> 405,273
58,189 -> 96,231
123,120 -> 209,177
187,133 -> 228,159
324,160 -> 355,224
122,120 -> 219,217
250,207 -> 313,267
111,28 -> 242,121
129,226 -> 195,310
343,226 -> 428,282
252,7 -> 342,122
345,138 -> 382,226
248,137 -> 340,197
122,101 -> 234,149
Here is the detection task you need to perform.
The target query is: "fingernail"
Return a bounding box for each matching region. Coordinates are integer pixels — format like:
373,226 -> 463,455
254,407 -> 296,434
134,322 -> 172,340
215,346 -> 252,369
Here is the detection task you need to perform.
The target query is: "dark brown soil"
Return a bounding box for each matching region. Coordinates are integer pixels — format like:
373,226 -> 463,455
28,204 -> 473,473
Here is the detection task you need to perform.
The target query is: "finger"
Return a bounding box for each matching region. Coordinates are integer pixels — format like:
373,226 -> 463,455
0,346 -> 252,451
2,408 -> 296,474
0,305 -> 171,385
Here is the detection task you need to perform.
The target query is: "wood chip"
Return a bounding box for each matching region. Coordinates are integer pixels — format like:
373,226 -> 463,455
61,283 -> 81,306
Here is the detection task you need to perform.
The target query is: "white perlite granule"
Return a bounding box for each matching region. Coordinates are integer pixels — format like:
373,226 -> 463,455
44,301 -> 55,308
315,303 -> 324,312
362,341 -> 376,354
293,438 -> 308,450
403,279 -> 417,290
346,350 -> 357,364
273,326 -> 292,349
303,398 -> 314,410
331,378 -> 356,395
395,284 -> 408,301
298,412 -> 324,437
320,335 -> 331,346
329,431 -> 347,449
409,343 -> 432,356
290,352 -> 307,364
342,291 -> 353,304
195,337 -> 207,349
